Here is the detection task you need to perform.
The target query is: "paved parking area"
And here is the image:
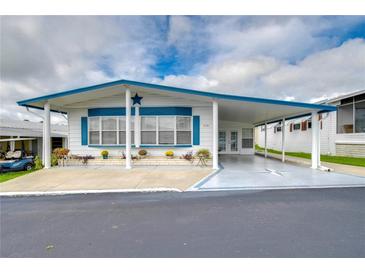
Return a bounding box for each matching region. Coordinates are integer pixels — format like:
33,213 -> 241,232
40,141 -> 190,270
193,155 -> 365,190
0,166 -> 212,193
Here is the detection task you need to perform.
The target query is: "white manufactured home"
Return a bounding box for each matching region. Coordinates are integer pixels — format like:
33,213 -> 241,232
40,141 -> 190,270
17,79 -> 336,169
255,90 -> 365,157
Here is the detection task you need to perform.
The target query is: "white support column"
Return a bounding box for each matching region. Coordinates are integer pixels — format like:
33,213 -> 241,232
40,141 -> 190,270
264,122 -> 268,158
212,100 -> 219,170
10,137 -> 15,151
125,88 -> 132,169
42,122 -> 45,164
134,105 -> 141,148
281,118 -> 285,162
311,111 -> 320,169
44,101 -> 51,169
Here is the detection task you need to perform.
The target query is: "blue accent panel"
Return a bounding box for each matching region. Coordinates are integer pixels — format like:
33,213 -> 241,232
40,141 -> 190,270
88,108 -> 135,116
193,116 -> 200,145
140,107 -> 191,116
17,79 -> 337,112
81,117 -> 88,145
88,144 -> 192,148
88,107 -> 192,117
140,144 -> 192,148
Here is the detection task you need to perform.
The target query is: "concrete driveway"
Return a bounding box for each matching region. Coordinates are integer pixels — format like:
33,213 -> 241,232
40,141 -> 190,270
192,155 -> 365,191
0,166 -> 212,193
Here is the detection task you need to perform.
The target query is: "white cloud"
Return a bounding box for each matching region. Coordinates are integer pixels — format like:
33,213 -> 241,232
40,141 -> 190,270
158,38 -> 365,101
0,16 -> 162,123
1,16 -> 365,125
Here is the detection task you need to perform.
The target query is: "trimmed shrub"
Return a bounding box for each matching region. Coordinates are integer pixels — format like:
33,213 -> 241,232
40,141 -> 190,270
34,155 -> 43,170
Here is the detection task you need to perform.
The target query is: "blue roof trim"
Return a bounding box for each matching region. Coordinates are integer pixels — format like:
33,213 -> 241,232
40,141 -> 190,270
17,79 -> 337,112
255,109 -> 332,127
20,104 -> 67,114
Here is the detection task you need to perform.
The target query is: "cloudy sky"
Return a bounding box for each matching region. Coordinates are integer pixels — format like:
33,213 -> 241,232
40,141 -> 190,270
1,16 -> 365,124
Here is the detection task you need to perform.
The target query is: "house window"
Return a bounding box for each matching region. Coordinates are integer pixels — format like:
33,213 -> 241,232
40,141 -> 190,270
89,115 -> 192,146
118,116 -> 135,145
355,100 -> 365,133
176,117 -> 191,144
242,128 -> 253,148
337,103 -> 354,133
158,117 -> 175,144
141,117 -> 157,144
102,117 -> 117,144
89,117 -> 100,145
336,95 -> 365,134
293,123 -> 300,130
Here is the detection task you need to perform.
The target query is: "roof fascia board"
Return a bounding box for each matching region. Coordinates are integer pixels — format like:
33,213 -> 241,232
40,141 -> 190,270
17,79 -> 337,112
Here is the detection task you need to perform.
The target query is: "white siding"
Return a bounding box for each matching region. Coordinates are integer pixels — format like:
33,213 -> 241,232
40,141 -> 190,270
66,94 -> 213,157
219,120 -> 254,155
255,113 -> 336,155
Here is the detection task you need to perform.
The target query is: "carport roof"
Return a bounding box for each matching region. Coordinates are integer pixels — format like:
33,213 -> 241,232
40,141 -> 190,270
17,79 -> 336,125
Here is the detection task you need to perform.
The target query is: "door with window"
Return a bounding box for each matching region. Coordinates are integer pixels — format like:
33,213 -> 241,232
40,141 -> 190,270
218,130 -> 240,154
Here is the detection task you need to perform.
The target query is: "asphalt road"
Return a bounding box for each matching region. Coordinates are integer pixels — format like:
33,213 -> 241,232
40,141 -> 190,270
1,188 -> 365,257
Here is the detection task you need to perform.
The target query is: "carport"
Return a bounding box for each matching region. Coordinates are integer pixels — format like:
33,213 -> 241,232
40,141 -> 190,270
17,79 -> 336,170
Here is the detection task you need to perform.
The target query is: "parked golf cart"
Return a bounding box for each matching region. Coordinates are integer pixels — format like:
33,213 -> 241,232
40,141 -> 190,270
0,150 -> 34,173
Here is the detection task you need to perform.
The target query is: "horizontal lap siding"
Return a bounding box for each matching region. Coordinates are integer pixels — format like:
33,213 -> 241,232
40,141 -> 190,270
255,112 -> 337,155
66,94 -> 213,157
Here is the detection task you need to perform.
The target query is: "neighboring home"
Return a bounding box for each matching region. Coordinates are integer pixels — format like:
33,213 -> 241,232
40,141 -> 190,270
17,79 -> 336,169
0,119 -> 68,159
255,90 -> 365,157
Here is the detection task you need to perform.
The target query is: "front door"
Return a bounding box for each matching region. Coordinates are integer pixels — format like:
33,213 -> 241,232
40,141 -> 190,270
219,130 -> 239,154
230,130 -> 238,153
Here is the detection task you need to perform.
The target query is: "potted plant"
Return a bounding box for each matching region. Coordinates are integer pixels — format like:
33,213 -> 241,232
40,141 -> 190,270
53,148 -> 70,166
181,151 -> 194,162
196,148 -> 210,159
138,149 -> 148,158
165,150 -> 174,159
101,150 -> 109,159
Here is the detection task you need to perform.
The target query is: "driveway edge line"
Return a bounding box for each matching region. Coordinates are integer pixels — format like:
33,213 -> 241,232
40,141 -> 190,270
199,184 -> 365,191
186,163 -> 224,191
0,187 -> 182,197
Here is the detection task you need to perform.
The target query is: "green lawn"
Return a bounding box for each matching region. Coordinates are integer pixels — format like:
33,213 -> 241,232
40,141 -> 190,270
0,169 -> 36,183
255,145 -> 365,167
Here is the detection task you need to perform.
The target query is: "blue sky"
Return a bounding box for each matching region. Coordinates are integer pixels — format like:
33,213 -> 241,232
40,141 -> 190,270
1,16 -> 365,122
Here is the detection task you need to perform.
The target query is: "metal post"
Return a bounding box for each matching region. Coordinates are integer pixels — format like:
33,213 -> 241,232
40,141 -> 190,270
212,100 -> 219,169
44,101 -> 51,169
311,111 -> 320,169
125,88 -> 132,169
135,105 -> 140,148
264,122 -> 268,158
281,118 -> 285,162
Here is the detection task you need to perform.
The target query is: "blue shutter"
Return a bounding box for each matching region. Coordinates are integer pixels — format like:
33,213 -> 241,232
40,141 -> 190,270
81,117 -> 88,145
193,116 -> 200,145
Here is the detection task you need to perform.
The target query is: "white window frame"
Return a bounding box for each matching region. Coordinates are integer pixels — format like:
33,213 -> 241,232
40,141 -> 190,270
88,115 -> 192,146
176,116 -> 193,145
101,116 -> 118,145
